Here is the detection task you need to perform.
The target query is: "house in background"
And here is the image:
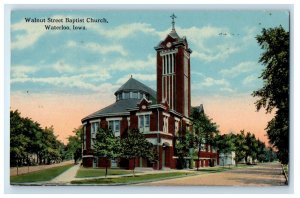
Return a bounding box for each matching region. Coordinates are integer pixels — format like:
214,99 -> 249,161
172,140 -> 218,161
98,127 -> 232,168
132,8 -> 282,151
81,15 -> 218,170
219,151 -> 236,167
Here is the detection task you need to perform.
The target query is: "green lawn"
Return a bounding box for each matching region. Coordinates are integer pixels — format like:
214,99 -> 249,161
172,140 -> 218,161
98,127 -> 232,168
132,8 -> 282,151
76,168 -> 134,178
196,166 -> 231,173
10,164 -> 73,183
71,172 -> 194,184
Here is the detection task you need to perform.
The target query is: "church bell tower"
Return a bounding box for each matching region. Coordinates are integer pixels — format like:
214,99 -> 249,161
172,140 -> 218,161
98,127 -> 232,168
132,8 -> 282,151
154,14 -> 192,117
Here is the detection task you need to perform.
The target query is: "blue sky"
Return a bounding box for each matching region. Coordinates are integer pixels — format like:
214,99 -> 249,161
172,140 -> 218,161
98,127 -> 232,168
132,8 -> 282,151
10,10 -> 289,142
11,10 -> 289,98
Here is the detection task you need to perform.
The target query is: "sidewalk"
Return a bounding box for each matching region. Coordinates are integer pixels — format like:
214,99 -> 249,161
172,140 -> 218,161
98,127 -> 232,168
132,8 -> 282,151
47,163 -> 81,184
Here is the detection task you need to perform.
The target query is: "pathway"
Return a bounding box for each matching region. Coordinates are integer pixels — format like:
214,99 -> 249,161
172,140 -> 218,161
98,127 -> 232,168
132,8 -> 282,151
47,163 -> 81,184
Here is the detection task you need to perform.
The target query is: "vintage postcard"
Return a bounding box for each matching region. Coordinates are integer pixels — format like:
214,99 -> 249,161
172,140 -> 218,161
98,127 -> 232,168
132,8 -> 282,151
9,7 -> 290,189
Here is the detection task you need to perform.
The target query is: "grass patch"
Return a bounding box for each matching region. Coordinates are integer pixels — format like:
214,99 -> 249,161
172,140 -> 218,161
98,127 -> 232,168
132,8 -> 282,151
196,167 -> 231,173
10,164 -> 73,183
71,172 -> 194,184
76,168 -> 134,178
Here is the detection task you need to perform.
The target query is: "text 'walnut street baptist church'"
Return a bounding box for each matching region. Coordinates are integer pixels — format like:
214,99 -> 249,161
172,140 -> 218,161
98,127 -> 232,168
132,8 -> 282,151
81,15 -> 218,169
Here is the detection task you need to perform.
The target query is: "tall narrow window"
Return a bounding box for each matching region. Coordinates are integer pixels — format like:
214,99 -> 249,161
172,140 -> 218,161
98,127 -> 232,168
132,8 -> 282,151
83,125 -> 86,150
91,122 -> 99,148
163,116 -> 169,133
145,115 -> 150,127
138,114 -> 150,133
174,120 -> 179,136
108,120 -> 120,137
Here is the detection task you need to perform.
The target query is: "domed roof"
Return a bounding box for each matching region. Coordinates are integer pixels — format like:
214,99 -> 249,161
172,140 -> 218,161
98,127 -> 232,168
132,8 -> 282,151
114,77 -> 156,99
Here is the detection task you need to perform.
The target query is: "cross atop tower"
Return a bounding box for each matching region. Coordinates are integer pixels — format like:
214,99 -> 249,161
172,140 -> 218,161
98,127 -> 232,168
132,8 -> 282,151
170,13 -> 177,30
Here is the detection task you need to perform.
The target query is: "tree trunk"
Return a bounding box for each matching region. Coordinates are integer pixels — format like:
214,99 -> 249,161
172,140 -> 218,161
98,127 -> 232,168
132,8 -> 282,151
105,166 -> 108,178
132,158 -> 136,176
27,154 -> 30,173
16,159 -> 19,176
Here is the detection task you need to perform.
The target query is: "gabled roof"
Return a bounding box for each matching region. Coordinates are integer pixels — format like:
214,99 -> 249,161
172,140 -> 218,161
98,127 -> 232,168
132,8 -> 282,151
114,77 -> 156,99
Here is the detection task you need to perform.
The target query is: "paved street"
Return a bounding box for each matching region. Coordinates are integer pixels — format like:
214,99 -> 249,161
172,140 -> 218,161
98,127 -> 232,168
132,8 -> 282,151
137,162 -> 286,186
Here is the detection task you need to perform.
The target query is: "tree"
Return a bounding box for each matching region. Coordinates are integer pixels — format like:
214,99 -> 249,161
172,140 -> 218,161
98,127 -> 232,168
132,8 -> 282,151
252,26 -> 289,164
233,130 -> 248,166
93,128 -> 121,178
175,132 -> 195,169
215,133 -> 235,167
190,108 -> 219,170
66,127 -> 83,164
10,109 -> 65,168
121,129 -> 156,176
244,132 -> 259,164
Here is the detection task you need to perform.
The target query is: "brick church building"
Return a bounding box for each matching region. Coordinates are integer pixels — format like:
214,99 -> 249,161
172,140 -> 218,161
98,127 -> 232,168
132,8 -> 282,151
81,15 -> 219,169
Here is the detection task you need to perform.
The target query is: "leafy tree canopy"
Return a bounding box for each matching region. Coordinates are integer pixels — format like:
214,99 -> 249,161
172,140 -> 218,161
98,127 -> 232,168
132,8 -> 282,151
253,26 -> 289,164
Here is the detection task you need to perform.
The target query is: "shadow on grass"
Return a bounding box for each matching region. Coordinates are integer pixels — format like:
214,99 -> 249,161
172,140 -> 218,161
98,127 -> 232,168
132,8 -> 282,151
10,164 -> 73,183
76,168 -> 136,178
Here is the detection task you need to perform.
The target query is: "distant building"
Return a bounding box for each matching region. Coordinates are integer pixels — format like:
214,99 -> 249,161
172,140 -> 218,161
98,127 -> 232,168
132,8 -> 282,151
81,15 -> 218,169
219,151 -> 236,166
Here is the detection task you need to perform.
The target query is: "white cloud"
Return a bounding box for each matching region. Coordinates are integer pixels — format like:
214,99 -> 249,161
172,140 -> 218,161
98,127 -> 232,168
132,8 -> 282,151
220,87 -> 235,93
201,77 -> 230,87
11,72 -> 112,92
242,26 -> 258,44
220,61 -> 259,77
107,54 -> 155,71
243,74 -> 258,85
11,65 -> 39,78
52,61 -> 75,73
66,40 -> 128,56
88,23 -> 156,40
192,44 -> 240,62
11,16 -> 156,50
11,20 -> 46,50
11,15 -> 70,49
11,61 -> 112,92
158,26 -> 240,62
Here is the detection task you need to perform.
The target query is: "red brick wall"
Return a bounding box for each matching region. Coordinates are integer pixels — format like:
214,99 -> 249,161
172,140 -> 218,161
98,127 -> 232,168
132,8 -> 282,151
129,113 -> 138,130
176,47 -> 184,115
168,116 -> 175,135
150,110 -> 157,131
120,116 -> 128,136
188,54 -> 191,116
86,122 -> 91,150
100,118 -> 107,129
156,51 -> 162,103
